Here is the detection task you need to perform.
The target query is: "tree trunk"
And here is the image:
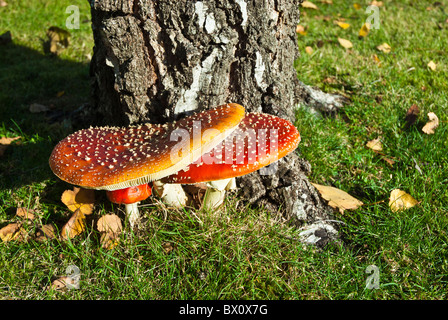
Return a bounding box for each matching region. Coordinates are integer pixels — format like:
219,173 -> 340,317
87,0 -> 344,247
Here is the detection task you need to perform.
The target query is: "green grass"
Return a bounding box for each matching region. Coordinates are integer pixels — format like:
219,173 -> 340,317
1,0 -> 447,300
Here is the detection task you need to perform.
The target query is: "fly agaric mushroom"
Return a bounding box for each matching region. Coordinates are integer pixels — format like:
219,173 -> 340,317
49,103 -> 245,227
163,112 -> 301,209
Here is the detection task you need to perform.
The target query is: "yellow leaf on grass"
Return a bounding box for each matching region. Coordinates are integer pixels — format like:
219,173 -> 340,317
389,189 -> 418,212
97,214 -> 123,250
296,24 -> 307,35
338,37 -> 353,49
312,183 -> 363,214
301,1 -> 318,9
366,137 -> 383,152
46,26 -> 70,55
0,136 -> 21,157
372,54 -> 381,64
422,112 -> 439,134
61,187 -> 95,215
370,1 -> 383,7
353,3 -> 361,10
337,21 -> 350,29
427,60 -> 437,71
377,43 -> 391,53
60,209 -> 86,240
0,223 -> 29,242
16,207 -> 36,220
359,22 -> 371,37
305,46 -> 314,54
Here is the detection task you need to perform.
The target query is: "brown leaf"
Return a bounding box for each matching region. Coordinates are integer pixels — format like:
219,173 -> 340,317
61,187 -> 95,215
0,223 -> 29,242
366,137 -> 383,152
97,214 -> 122,249
305,46 -> 314,55
405,104 -> 420,127
35,224 -> 57,241
0,223 -> 21,242
50,276 -> 77,291
60,209 -> 86,240
162,242 -> 174,254
46,26 -> 70,55
296,24 -> 307,35
16,207 -> 35,220
0,136 -> 21,157
422,112 -> 439,134
301,1 -> 319,9
389,189 -> 419,212
311,183 -> 363,214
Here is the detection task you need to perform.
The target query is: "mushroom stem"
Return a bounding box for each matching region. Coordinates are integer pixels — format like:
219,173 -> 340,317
152,180 -> 189,208
202,178 -> 236,210
125,202 -> 140,228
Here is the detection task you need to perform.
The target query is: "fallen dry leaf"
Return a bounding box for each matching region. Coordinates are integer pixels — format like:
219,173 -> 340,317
422,112 -> 439,134
377,43 -> 391,53
405,104 -> 420,128
61,187 -> 95,215
296,24 -> 307,35
301,1 -> 318,9
16,207 -> 36,220
50,276 -> 78,291
372,54 -> 381,65
389,189 -> 419,212
29,103 -> 50,113
370,0 -> 383,7
359,22 -> 370,37
305,46 -> 314,54
338,37 -> 353,49
0,1 -> 8,7
0,223 -> 21,242
427,60 -> 437,71
0,136 -> 21,157
46,26 -> 70,55
97,214 -> 122,250
35,224 -> 57,241
312,183 -> 363,214
60,209 -> 86,240
366,137 -> 383,152
162,242 -> 174,254
0,223 -> 29,242
337,21 -> 350,29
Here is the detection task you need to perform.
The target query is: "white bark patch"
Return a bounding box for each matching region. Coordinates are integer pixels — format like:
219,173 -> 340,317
236,0 -> 248,26
194,2 -> 207,28
174,48 -> 221,115
254,51 -> 266,89
205,13 -> 216,34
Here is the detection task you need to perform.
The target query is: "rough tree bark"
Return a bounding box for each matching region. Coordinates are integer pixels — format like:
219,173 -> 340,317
86,0 -> 345,247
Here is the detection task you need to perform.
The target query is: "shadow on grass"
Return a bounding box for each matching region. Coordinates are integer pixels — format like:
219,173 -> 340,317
0,41 -> 92,192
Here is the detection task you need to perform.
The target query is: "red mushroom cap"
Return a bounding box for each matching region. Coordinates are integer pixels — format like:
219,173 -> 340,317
164,112 -> 301,184
49,103 -> 245,191
106,184 -> 152,205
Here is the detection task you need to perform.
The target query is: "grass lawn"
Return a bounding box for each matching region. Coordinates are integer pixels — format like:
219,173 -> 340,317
1,0 -> 447,300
